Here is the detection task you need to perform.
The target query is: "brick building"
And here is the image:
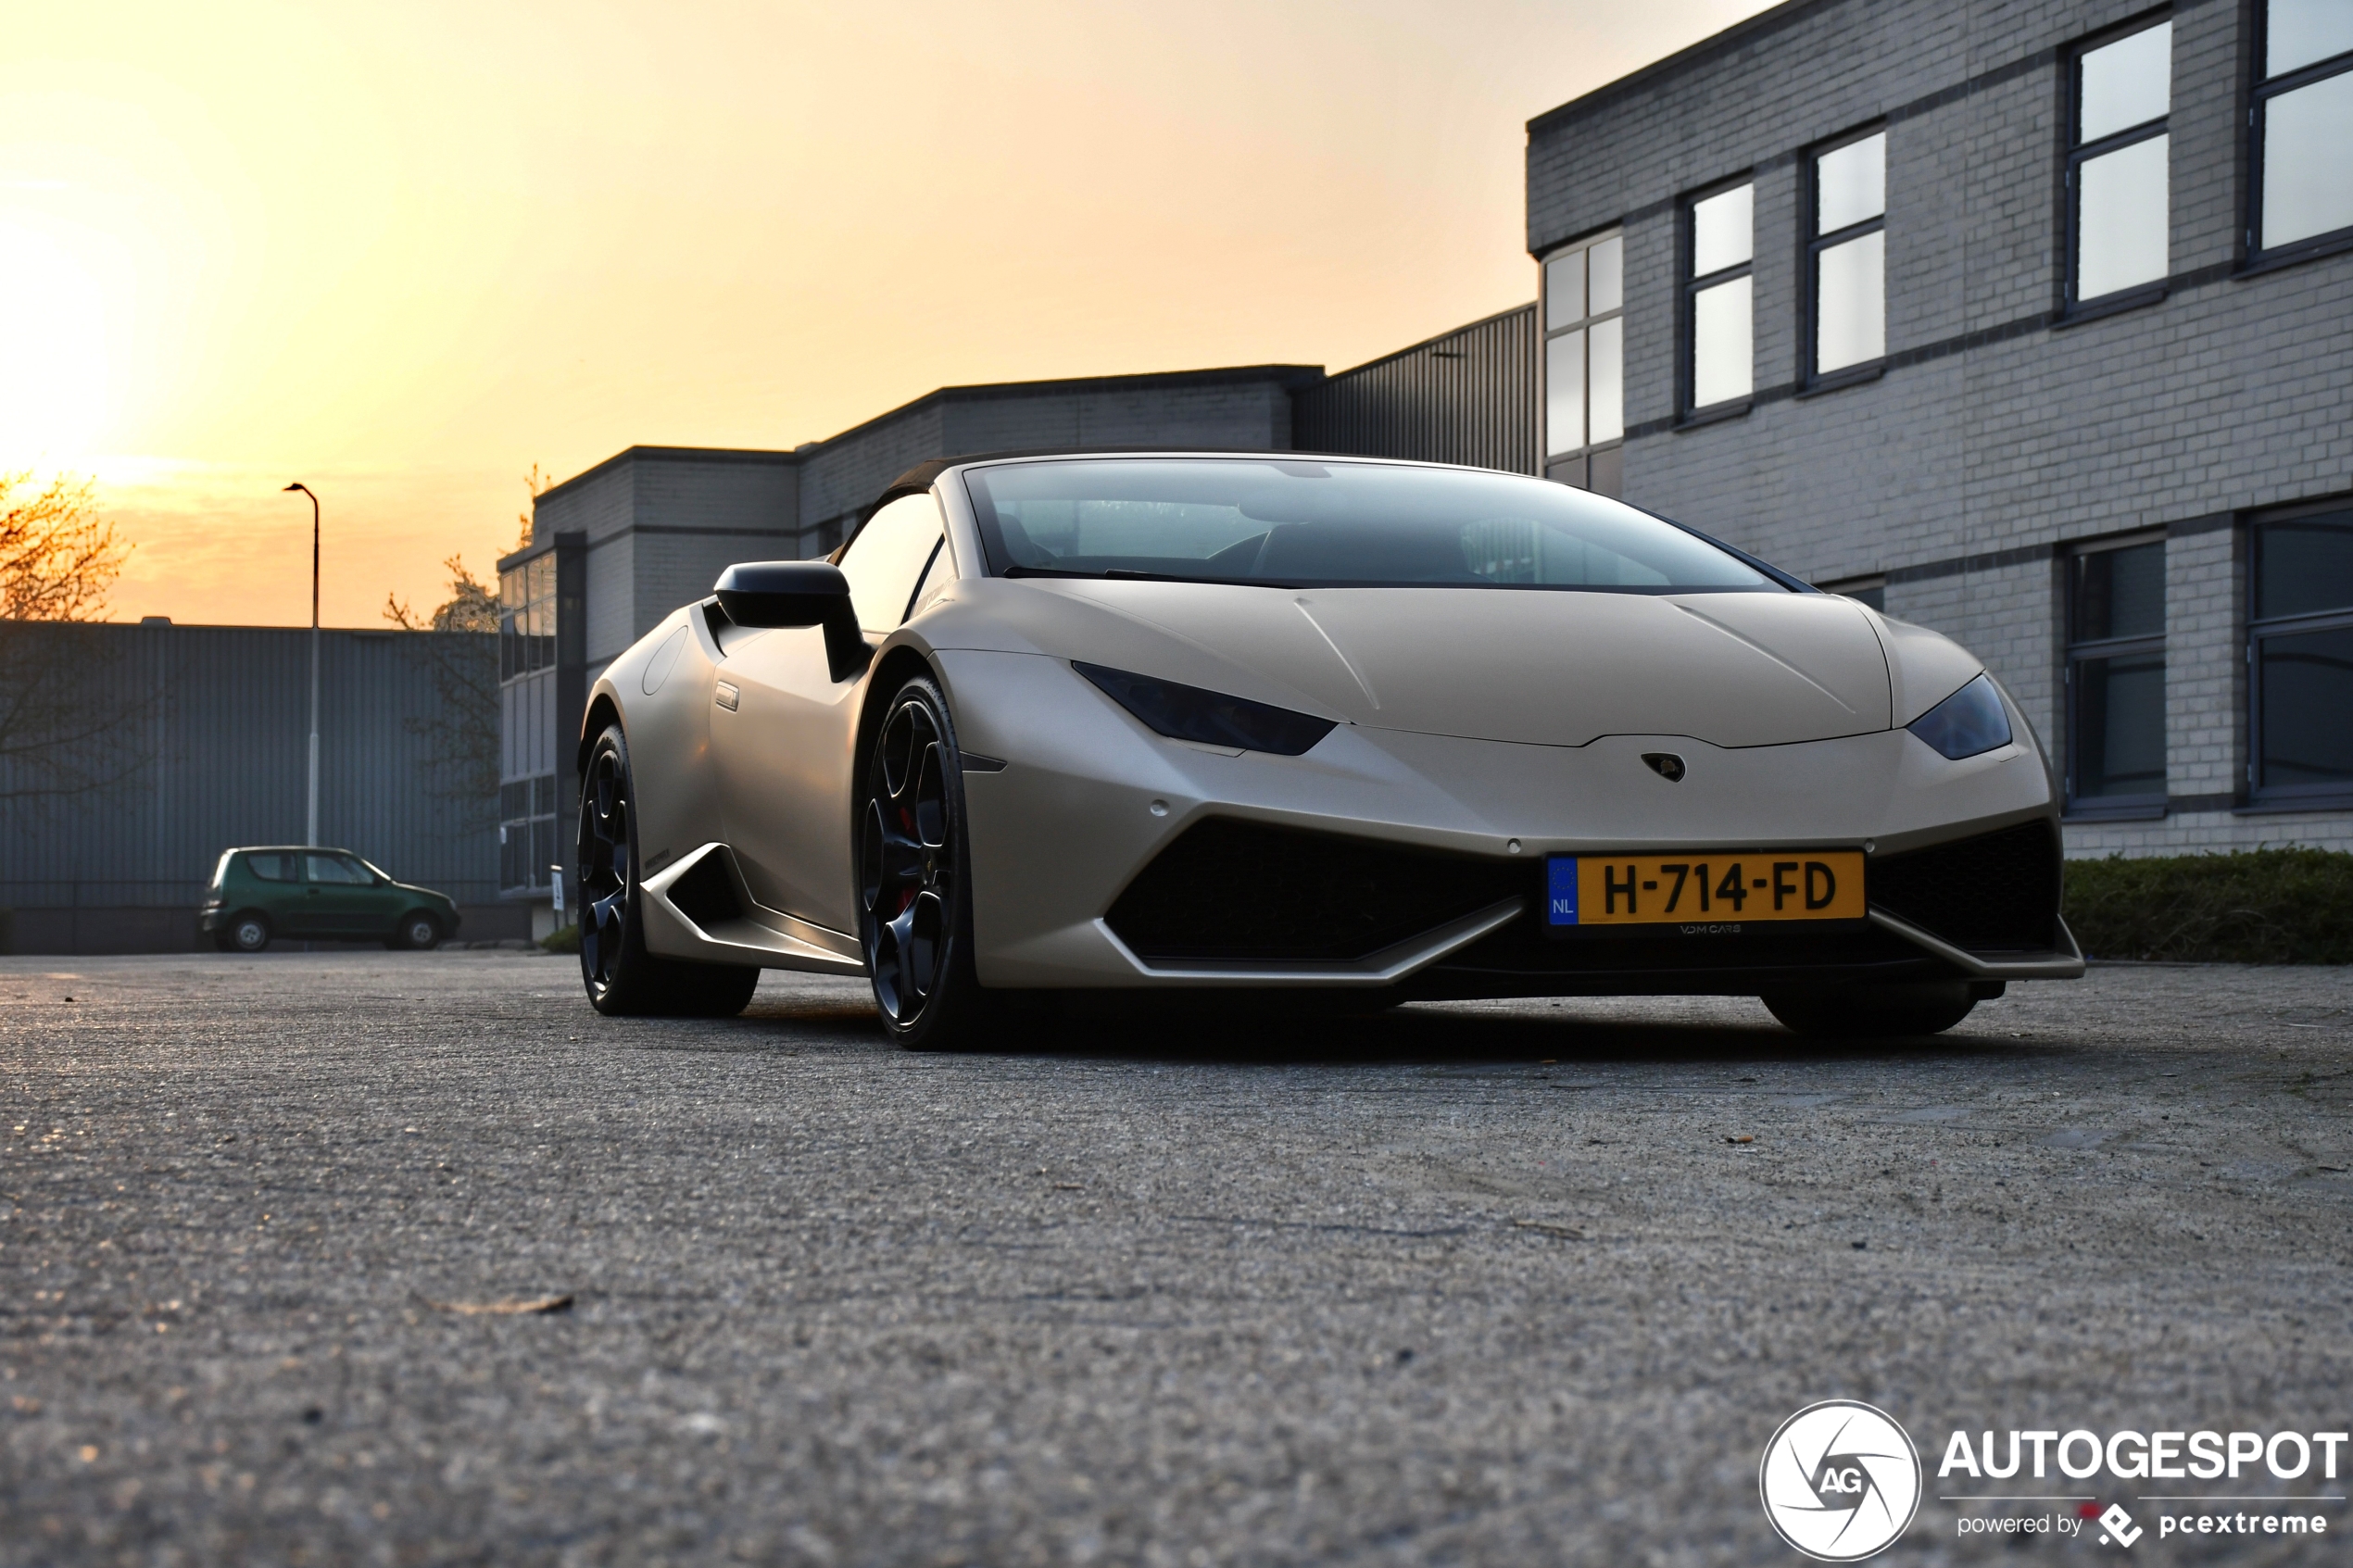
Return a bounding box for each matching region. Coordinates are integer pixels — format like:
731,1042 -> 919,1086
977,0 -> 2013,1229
1525,0 -> 2352,858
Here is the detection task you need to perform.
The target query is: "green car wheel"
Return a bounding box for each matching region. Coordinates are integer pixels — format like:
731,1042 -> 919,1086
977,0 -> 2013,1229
395,912 -> 443,950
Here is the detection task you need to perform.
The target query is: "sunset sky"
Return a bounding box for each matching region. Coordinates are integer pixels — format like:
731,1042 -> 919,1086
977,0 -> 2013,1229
4,0 -> 1774,628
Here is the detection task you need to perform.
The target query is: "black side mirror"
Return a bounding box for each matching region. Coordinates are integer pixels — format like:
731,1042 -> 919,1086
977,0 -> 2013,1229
711,561 -> 869,682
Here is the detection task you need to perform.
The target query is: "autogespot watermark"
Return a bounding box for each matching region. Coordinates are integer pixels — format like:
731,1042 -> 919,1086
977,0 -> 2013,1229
1938,1427 -> 2347,1547
1759,1407 -> 2348,1557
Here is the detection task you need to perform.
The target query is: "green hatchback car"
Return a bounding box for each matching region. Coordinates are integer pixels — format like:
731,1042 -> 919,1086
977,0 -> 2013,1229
201,847 -> 461,952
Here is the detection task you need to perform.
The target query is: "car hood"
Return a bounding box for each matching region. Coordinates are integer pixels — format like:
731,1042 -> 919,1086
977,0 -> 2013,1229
926,579 -> 1897,748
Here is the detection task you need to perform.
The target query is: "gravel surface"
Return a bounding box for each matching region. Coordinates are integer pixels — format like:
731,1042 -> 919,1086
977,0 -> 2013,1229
3,954 -> 2349,1566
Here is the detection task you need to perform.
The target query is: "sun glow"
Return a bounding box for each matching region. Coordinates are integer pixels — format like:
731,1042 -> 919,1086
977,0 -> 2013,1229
4,0 -> 1780,626
0,217 -> 112,464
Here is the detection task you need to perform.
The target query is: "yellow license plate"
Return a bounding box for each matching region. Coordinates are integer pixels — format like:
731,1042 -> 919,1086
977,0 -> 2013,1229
1546,851 -> 1867,930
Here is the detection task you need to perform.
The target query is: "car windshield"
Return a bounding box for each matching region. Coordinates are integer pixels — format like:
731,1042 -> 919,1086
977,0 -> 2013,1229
962,458 -> 1779,592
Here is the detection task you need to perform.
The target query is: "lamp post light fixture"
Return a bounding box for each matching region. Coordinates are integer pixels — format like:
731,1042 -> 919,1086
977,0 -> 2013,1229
283,483 -> 321,847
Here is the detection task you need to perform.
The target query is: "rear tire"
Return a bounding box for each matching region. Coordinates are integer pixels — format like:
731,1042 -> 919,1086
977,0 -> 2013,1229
1762,983 -> 1977,1038
857,674 -> 998,1051
577,722 -> 761,1018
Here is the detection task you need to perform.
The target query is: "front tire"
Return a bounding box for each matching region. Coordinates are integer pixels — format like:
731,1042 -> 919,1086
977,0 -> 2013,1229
577,722 -> 760,1018
395,912 -> 443,950
1762,983 -> 1977,1038
858,674 -> 995,1050
220,913 -> 271,953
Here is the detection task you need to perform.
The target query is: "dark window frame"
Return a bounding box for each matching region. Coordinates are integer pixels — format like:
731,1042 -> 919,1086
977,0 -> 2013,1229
2246,0 -> 2353,269
1678,174 -> 1755,423
1800,122 -> 1890,390
497,549 -> 559,683
2063,533 -> 2170,816
2061,11 -> 2174,319
2246,498 -> 2353,806
1538,226 -> 1628,495
499,770 -> 561,893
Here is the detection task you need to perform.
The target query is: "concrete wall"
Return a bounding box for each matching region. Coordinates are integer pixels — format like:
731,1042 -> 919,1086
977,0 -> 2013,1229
1525,0 -> 2353,855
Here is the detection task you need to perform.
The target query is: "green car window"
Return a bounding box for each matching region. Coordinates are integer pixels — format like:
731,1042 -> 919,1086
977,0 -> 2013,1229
245,853 -> 300,883
305,854 -> 372,885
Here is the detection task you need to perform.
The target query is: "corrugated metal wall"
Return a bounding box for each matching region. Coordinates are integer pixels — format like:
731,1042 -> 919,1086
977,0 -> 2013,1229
0,622 -> 502,947
1291,305 -> 1538,475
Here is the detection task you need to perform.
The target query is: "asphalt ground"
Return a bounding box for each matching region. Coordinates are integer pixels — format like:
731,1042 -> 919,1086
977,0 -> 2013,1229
3,953 -> 2349,1567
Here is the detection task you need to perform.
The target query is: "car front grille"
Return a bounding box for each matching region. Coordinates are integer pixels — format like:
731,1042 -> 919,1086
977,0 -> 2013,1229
1868,820 -> 2061,953
1104,819 -> 1525,965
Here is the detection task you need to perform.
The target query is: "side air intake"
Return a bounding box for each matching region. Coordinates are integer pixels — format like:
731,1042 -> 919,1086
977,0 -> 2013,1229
1869,820 -> 2062,953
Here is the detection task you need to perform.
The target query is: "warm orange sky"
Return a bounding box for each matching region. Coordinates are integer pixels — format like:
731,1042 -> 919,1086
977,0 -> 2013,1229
5,0 -> 1775,628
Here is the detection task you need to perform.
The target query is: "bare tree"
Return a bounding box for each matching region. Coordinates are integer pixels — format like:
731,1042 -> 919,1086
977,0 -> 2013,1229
516,462 -> 550,551
0,472 -> 147,805
385,557 -> 500,825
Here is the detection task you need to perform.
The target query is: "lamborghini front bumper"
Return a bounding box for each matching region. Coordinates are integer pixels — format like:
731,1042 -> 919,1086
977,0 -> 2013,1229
935,649 -> 2081,995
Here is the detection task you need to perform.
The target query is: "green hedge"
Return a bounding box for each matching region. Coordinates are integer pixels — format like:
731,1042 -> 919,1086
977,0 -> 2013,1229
2063,847 -> 2353,964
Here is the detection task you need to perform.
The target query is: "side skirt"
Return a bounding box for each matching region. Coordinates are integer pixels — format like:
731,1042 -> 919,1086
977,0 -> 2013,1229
639,843 -> 868,974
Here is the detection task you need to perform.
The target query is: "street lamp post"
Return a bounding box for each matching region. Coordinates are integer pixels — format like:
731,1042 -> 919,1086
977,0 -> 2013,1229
284,483 -> 321,847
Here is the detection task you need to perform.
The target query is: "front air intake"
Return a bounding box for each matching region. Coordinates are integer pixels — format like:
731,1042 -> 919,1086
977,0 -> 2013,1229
1105,819 -> 1526,965
1869,820 -> 2062,953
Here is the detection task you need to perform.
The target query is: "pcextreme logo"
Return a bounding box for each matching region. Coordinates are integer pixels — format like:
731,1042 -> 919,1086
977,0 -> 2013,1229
1760,1400 -> 1925,1562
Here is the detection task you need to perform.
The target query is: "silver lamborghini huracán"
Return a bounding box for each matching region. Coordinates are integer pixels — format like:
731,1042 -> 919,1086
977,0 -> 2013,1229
573,453 -> 2082,1047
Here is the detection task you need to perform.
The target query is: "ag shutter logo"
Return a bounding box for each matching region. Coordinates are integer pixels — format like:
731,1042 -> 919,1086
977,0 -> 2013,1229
1760,1400 -> 1924,1561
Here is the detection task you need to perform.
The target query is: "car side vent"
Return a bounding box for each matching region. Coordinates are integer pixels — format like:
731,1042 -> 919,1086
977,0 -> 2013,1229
1105,818 -> 1525,965
1869,820 -> 2061,953
667,850 -> 746,932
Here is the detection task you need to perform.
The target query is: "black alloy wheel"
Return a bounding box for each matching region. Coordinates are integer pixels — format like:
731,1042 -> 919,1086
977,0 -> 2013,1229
578,727 -> 637,1009
577,722 -> 760,1018
858,676 -> 992,1049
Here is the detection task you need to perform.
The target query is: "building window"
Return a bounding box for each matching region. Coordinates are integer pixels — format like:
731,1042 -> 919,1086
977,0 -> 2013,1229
498,553 -> 556,682
1541,230 -> 1624,495
1807,129 -> 1887,379
2066,537 -> 2167,809
2068,19 -> 2171,307
2251,0 -> 2353,259
499,772 -> 560,892
2249,504 -> 2353,799
1683,183 -> 1752,414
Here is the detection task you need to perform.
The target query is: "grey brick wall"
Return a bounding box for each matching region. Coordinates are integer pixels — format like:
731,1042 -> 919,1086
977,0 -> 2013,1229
533,451 -> 799,661
1528,0 -> 2353,855
798,406 -> 947,536
625,455 -> 798,647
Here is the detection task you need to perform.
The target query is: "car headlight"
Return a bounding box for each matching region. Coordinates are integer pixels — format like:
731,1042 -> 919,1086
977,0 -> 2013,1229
1906,672 -> 2012,760
1074,661 -> 1337,756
